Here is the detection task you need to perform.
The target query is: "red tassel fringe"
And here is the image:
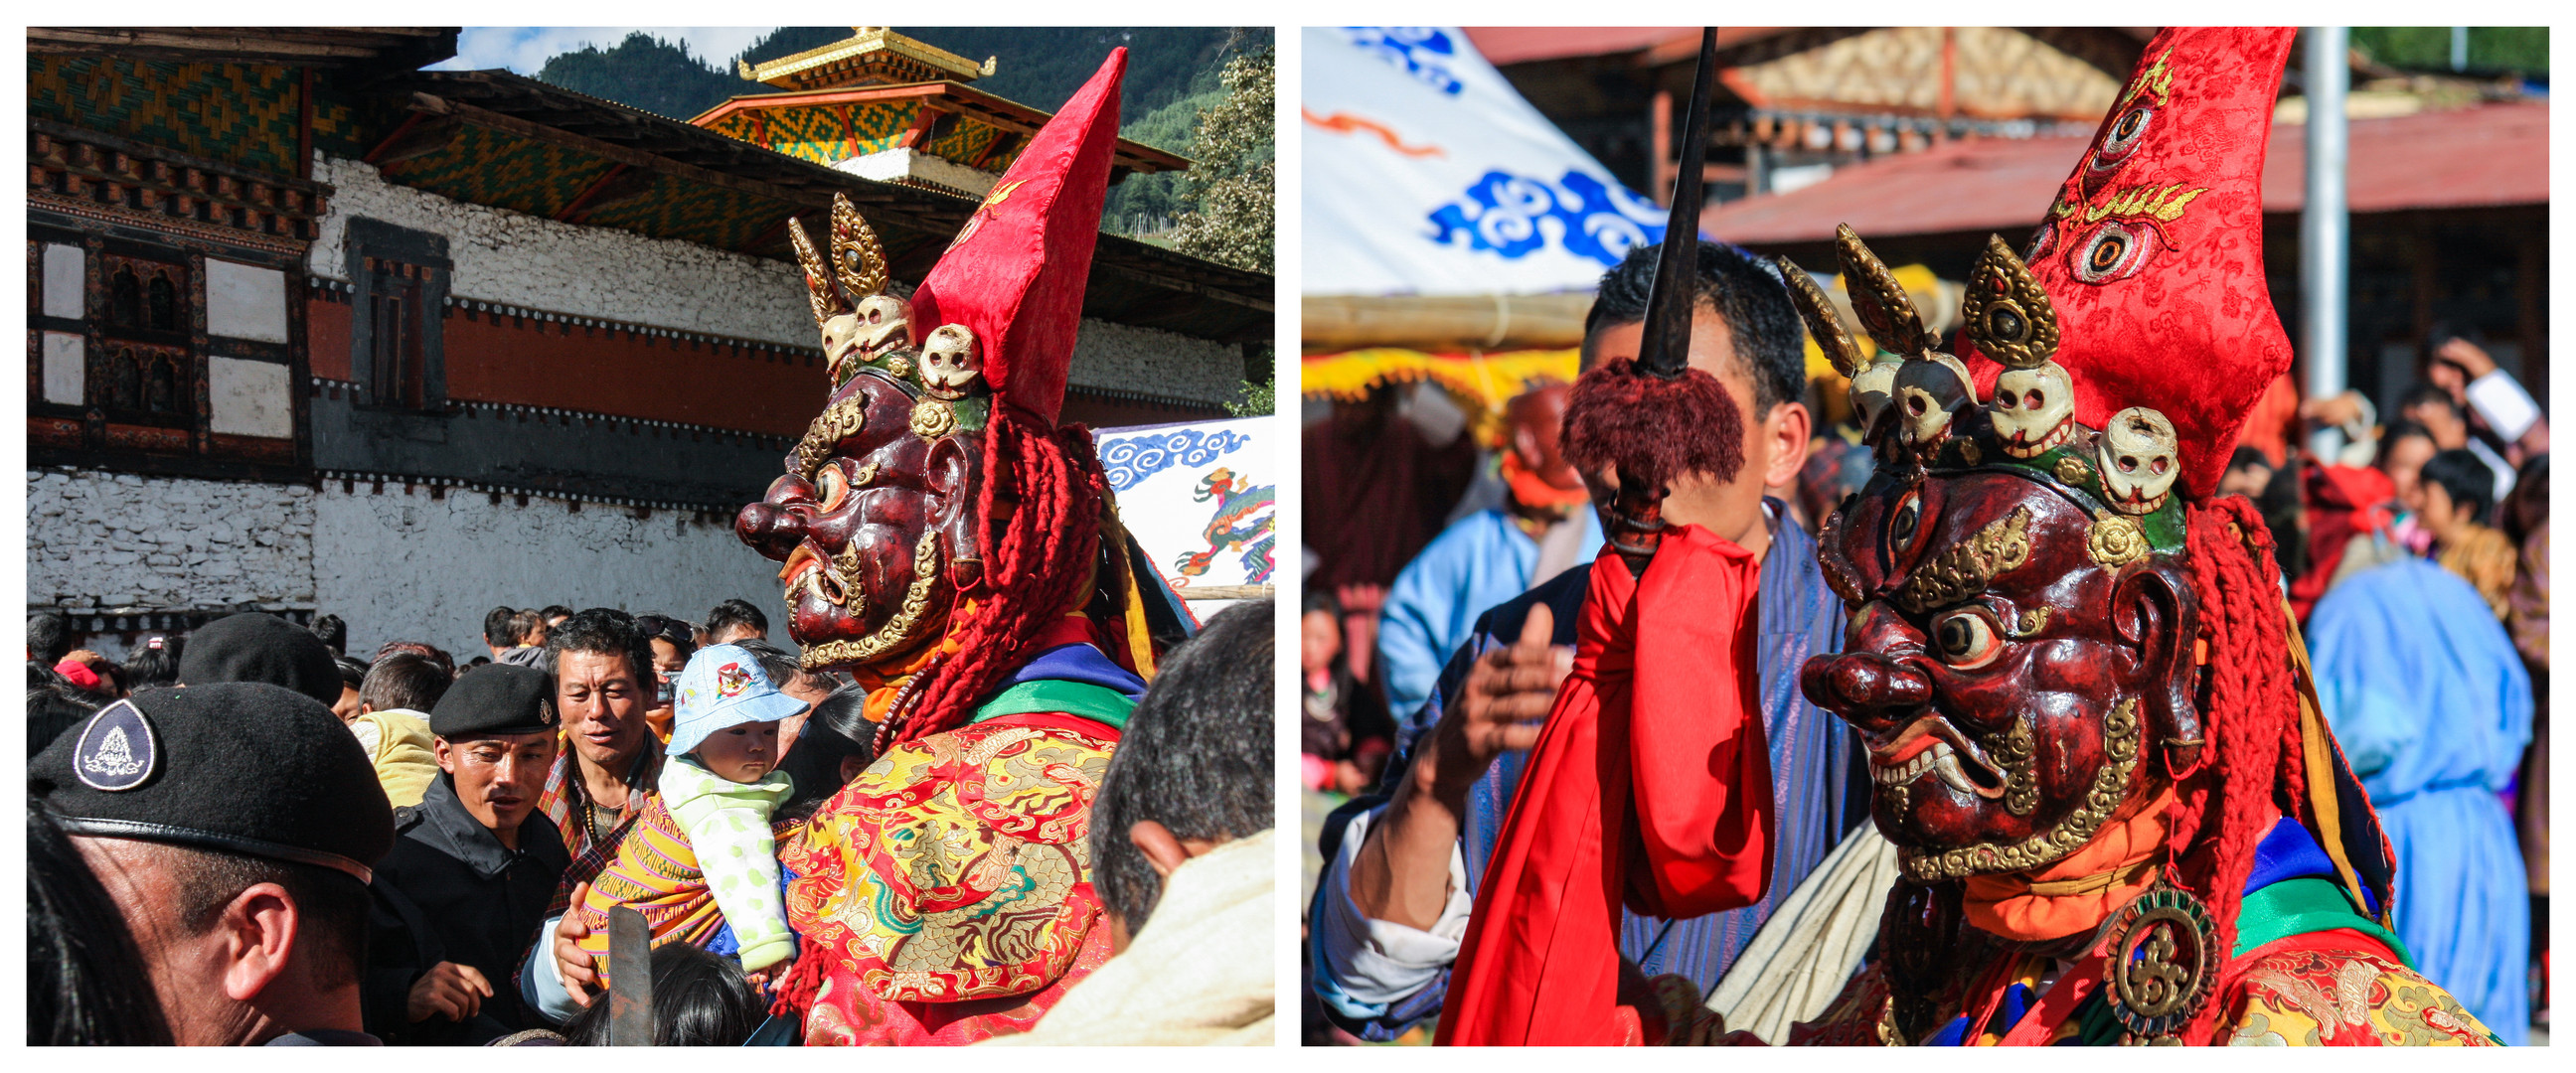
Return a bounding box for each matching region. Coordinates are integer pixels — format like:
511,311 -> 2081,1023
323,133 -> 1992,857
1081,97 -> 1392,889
1561,359 -> 1746,494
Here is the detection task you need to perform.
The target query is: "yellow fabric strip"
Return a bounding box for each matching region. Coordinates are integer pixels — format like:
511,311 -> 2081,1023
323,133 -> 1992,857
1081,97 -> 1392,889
2280,600 -> 2375,924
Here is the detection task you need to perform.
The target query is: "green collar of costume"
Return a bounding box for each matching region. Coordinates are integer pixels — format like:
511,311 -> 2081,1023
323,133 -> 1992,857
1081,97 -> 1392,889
2230,875 -> 2415,965
969,679 -> 1137,730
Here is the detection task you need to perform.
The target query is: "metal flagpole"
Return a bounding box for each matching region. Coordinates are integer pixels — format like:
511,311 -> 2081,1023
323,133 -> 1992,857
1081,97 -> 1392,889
2302,27 -> 2349,461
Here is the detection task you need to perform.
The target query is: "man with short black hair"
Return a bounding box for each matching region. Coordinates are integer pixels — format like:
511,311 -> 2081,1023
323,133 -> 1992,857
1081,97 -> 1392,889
533,611 -> 659,862
483,607 -> 519,661
373,665 -> 568,1042
496,610 -> 550,669
994,603 -> 1275,1045
31,682 -> 394,1044
704,599 -> 768,645
523,609 -> 662,1007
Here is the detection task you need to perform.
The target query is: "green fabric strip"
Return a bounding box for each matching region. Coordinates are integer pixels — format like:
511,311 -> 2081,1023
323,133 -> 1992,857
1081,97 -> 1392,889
970,680 -> 1136,730
2231,876 -> 2414,966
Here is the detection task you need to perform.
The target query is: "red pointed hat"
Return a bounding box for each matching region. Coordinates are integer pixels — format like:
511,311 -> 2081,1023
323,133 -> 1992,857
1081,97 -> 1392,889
1962,27 -> 2297,500
907,48 -> 1124,428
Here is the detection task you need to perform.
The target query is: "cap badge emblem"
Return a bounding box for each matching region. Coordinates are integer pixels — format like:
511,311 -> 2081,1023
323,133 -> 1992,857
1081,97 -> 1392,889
716,663 -> 752,697
75,699 -> 158,792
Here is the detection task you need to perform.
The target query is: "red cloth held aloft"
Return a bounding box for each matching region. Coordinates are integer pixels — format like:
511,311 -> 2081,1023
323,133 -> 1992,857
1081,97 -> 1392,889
1436,525 -> 1775,1045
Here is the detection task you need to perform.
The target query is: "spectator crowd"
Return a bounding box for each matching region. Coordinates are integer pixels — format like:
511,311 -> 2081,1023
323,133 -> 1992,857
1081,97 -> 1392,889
31,593 -> 1275,1046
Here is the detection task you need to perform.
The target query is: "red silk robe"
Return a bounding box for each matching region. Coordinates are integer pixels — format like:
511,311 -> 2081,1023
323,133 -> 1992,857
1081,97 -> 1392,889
1438,525 -> 1777,1044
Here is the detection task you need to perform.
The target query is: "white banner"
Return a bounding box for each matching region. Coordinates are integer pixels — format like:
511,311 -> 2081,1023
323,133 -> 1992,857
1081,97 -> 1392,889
1093,417 -> 1276,594
1303,27 -> 1670,297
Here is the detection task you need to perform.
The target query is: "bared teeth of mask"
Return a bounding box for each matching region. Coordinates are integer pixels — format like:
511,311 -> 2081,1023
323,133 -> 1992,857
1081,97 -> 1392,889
1930,743 -> 1981,796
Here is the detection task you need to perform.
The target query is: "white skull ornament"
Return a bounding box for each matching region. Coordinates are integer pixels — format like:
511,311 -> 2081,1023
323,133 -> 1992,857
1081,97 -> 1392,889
1893,354 -> 1978,449
855,295 -> 912,360
919,323 -> 984,398
2098,406 -> 2180,514
1849,356 -> 1905,435
1989,361 -> 2077,458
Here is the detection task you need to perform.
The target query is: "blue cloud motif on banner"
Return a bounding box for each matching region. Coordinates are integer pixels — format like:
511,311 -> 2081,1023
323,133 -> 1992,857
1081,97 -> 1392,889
1341,27 -> 1463,95
1099,428 -> 1254,493
1427,169 -> 1670,267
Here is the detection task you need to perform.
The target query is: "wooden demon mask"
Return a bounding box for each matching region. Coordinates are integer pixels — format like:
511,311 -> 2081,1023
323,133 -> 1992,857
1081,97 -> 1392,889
736,195 -> 993,672
1788,230 -> 2202,883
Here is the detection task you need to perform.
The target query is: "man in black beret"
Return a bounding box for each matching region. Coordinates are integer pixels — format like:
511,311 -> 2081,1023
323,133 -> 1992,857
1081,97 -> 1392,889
30,682 -> 395,1045
179,612 -> 343,707
369,664 -> 568,1042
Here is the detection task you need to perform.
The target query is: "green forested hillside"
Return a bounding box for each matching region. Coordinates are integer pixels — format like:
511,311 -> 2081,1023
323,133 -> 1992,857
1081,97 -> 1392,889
531,27 -> 1270,237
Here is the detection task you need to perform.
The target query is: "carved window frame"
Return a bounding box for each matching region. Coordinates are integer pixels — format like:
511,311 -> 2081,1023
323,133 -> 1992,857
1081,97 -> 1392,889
344,218 -> 451,415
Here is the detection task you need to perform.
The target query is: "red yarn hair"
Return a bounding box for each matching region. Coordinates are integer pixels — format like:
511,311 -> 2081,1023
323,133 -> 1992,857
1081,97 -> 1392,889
2163,494 -> 2307,1044
875,405 -> 1107,751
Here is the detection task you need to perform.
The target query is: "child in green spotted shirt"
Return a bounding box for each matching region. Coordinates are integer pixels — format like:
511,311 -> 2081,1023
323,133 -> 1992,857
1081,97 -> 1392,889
660,643 -> 805,974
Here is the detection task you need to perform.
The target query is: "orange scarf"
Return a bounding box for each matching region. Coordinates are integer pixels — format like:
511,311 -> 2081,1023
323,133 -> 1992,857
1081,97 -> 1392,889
1962,784 -> 2176,942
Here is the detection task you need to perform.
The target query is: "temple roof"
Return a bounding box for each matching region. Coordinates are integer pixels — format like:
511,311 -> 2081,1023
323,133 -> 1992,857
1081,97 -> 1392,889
736,27 -> 993,91
689,80 -> 1189,186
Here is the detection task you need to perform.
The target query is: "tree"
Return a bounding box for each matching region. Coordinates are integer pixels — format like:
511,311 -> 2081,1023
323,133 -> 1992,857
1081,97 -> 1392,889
1168,49 -> 1273,274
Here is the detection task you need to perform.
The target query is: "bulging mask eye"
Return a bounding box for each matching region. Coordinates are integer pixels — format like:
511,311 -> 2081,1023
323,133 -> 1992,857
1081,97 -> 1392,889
816,464 -> 849,513
1888,489 -> 1923,550
1931,609 -> 2004,670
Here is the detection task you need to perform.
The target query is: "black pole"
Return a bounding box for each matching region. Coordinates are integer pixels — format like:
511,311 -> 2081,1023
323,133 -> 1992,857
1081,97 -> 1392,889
1634,28 -> 1718,380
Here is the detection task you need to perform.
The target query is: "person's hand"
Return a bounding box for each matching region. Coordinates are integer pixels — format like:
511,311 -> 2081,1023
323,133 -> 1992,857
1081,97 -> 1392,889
553,883 -> 599,1006
743,956 -> 791,993
2436,337 -> 2499,380
406,961 -> 491,1023
2298,390 -> 2366,430
63,649 -> 103,667
1430,604 -> 1573,795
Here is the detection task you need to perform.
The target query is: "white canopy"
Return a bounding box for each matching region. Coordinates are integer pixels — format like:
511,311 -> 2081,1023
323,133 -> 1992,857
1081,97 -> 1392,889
1302,27 -> 1670,297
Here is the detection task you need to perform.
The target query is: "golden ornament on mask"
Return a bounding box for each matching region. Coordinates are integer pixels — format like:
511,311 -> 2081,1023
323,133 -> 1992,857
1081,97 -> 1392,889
1998,718 -> 2039,816
910,399 -> 958,440
1900,699 -> 2142,881
795,397 -> 872,480
2057,454 -> 2096,487
1894,506 -> 2033,614
2087,510 -> 2151,569
801,532 -> 942,670
1961,233 -> 2061,370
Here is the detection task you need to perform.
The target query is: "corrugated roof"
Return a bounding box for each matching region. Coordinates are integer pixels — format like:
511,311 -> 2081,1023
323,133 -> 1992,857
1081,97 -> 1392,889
1702,99 -> 2548,244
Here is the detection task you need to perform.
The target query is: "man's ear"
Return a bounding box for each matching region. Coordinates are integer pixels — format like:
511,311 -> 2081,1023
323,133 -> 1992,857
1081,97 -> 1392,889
431,736 -> 458,776
2112,563 -> 2202,777
220,883 -> 299,1003
1129,820 -> 1192,879
1761,400 -> 1814,490
924,435 -> 986,589
1129,820 -> 1224,878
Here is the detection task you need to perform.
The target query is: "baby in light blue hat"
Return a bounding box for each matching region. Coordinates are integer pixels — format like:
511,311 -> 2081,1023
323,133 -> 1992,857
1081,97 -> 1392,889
662,643 -> 810,973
